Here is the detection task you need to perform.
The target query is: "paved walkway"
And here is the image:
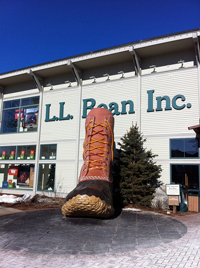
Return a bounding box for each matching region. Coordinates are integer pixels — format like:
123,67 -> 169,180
0,208 -> 199,267
0,206 -> 22,216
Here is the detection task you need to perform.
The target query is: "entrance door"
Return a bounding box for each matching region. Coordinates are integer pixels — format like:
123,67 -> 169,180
171,164 -> 199,197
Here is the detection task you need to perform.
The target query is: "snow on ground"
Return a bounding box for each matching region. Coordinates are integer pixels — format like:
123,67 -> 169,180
0,194 -> 32,204
123,208 -> 142,212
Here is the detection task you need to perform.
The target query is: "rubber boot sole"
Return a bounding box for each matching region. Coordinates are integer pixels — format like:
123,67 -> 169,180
61,194 -> 114,218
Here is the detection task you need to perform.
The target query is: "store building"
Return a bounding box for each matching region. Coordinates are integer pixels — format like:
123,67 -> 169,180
0,28 -> 200,197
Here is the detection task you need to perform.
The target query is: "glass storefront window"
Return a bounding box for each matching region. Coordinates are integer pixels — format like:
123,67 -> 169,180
0,164 -> 35,190
40,144 -> 57,160
0,146 -> 16,160
170,139 -> 199,158
19,107 -> 39,132
1,97 -> 39,134
3,99 -> 20,109
1,109 -> 18,133
171,164 -> 199,197
21,97 -> 39,106
38,164 -> 55,191
17,145 -> 36,160
185,139 -> 198,157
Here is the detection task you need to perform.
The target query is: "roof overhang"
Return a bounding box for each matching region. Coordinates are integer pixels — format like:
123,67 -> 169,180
0,28 -> 199,87
188,124 -> 200,134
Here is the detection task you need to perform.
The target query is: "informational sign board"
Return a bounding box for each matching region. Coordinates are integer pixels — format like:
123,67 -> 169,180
168,196 -> 179,206
166,184 -> 180,196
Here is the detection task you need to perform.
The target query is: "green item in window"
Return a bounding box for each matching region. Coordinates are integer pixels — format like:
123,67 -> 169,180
8,183 -> 13,188
30,150 -> 35,159
20,151 -> 25,159
2,151 -> 6,160
9,151 -> 15,160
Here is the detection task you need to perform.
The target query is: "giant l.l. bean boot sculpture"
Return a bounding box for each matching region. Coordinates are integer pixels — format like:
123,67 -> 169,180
62,107 -> 114,218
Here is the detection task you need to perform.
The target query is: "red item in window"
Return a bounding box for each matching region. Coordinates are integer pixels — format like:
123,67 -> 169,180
8,180 -> 12,184
9,168 -> 18,176
2,151 -> 6,155
21,151 -> 26,155
30,150 -> 35,155
15,109 -> 24,119
11,151 -> 15,155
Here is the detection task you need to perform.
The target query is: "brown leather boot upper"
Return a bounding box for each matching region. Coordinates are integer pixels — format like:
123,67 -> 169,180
79,108 -> 114,183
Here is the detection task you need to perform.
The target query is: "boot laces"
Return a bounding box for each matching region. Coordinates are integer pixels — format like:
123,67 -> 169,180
83,119 -> 113,171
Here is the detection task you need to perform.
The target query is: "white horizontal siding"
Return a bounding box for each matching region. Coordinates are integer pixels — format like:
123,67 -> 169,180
144,137 -> 170,161
81,78 -> 138,141
3,89 -> 39,99
55,161 -> 75,194
57,141 -> 76,160
141,68 -> 199,136
40,88 -> 79,142
157,162 -> 170,185
0,132 -> 38,146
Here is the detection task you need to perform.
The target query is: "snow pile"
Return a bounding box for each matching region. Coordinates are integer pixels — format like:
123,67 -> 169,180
123,208 -> 142,212
30,194 -> 59,203
0,194 -> 32,204
151,187 -> 168,210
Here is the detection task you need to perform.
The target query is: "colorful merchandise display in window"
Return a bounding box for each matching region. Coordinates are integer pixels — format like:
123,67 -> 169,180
1,97 -> 39,134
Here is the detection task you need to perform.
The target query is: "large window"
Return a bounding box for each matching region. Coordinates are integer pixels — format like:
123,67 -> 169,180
171,164 -> 199,197
170,138 -> 199,158
1,97 -> 39,134
0,146 -> 16,160
38,164 -> 55,191
0,164 -> 35,190
0,145 -> 36,160
40,144 -> 57,160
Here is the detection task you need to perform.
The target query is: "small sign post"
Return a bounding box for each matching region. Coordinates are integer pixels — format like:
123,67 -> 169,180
166,184 -> 180,213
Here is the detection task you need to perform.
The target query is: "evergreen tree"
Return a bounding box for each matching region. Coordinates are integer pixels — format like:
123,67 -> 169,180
118,124 -> 161,207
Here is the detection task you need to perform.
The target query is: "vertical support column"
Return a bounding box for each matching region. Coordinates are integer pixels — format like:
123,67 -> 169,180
129,47 -> 142,131
67,61 -> 82,186
193,35 -> 200,123
33,89 -> 43,195
0,89 -> 4,132
27,70 -> 44,195
75,82 -> 82,186
198,64 -> 200,124
137,74 -> 141,131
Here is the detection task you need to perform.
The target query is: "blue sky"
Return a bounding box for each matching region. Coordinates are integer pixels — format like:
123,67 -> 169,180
0,0 -> 200,74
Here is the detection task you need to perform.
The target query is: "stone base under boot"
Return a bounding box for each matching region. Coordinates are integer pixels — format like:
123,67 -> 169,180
61,180 -> 114,218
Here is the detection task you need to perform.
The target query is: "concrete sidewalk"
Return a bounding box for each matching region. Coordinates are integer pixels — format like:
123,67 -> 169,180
0,206 -> 22,216
0,209 -> 200,268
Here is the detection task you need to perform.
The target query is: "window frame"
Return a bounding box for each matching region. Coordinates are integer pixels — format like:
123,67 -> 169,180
0,163 -> 35,190
1,96 -> 39,134
37,163 -> 56,192
40,144 -> 57,160
170,138 -> 199,159
0,145 -> 37,161
170,163 -> 200,191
